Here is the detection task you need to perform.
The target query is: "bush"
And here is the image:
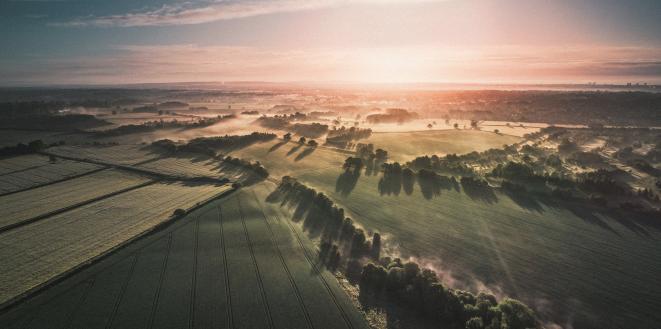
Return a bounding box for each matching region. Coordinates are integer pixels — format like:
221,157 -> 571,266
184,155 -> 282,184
173,208 -> 186,216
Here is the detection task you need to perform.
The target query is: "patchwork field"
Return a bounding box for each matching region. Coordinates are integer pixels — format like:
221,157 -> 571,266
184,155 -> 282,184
0,181 -> 230,306
227,138 -> 661,329
364,130 -> 522,162
138,155 -> 222,178
0,183 -> 368,329
0,169 -> 152,231
0,155 -> 103,194
47,144 -> 163,165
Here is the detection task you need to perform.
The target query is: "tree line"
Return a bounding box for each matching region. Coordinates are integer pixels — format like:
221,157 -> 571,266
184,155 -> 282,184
271,176 -> 538,329
153,132 -> 276,157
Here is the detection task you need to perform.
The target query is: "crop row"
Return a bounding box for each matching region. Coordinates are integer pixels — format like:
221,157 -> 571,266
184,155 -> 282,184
0,169 -> 152,231
0,182 -> 229,305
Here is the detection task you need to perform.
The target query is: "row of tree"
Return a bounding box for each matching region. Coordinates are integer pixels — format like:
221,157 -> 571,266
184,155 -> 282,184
223,156 -> 269,178
358,258 -> 537,329
97,114 -> 236,137
0,140 -> 52,157
274,176 -> 380,262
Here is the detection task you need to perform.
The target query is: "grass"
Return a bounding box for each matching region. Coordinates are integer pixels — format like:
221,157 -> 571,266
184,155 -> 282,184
364,130 -> 521,162
0,182 -> 368,329
226,138 -> 661,329
0,181 -> 229,306
0,169 -> 152,231
0,155 -> 102,194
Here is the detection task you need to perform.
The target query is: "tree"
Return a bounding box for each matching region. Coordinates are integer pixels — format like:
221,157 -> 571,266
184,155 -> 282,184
370,233 -> 381,260
494,129 -> 500,134
307,140 -> 318,147
428,123 -> 433,129
298,137 -> 306,144
454,123 -> 459,129
498,298 -> 536,329
283,132 -> 292,141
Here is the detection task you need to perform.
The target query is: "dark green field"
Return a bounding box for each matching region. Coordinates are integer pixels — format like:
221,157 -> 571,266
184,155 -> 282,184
0,183 -> 368,329
227,138 -> 661,329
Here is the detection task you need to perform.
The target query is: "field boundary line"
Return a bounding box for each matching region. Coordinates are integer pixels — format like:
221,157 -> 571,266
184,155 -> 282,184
251,190 -> 314,329
0,180 -> 157,234
147,233 -> 173,329
61,278 -> 96,329
218,205 -> 234,329
105,254 -> 140,329
0,164 -> 48,178
0,185 -> 235,313
257,185 -> 357,329
237,196 -> 275,329
189,217 -> 200,329
0,167 -> 108,198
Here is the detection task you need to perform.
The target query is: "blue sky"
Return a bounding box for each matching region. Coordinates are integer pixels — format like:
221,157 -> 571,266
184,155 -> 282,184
1,0 -> 660,85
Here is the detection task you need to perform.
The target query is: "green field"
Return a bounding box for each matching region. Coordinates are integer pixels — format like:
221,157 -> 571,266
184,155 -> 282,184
0,169 -> 152,231
0,183 -> 368,329
364,130 -> 522,162
0,182 -> 229,305
227,138 -> 661,328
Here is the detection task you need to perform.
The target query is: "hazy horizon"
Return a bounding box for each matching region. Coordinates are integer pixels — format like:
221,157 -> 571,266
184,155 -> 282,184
2,0 -> 661,86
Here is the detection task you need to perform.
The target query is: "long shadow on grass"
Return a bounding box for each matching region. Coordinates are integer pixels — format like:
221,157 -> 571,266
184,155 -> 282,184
268,140 -> 287,153
336,169 -> 361,196
461,181 -> 498,204
294,146 -> 316,161
286,144 -> 303,156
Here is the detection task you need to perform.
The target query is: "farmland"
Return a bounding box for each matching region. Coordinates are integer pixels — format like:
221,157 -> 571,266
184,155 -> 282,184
0,169 -> 152,231
0,183 -> 368,329
0,181 -> 230,306
227,137 -> 661,329
364,130 -> 521,162
47,144 -> 163,165
0,155 -> 103,194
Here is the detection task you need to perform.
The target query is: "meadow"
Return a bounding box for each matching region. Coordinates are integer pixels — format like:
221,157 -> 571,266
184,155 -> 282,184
0,183 -> 368,329
364,130 -> 521,162
0,181 -> 229,306
228,137 -> 661,329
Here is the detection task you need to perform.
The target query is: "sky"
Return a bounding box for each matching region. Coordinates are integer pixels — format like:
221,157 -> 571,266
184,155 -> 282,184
1,0 -> 661,86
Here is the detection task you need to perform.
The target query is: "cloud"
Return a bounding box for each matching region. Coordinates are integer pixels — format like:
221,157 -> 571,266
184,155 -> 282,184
3,44 -> 660,85
56,0 -> 437,27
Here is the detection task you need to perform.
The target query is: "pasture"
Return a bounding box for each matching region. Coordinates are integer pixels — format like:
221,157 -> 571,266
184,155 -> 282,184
227,138 -> 661,329
0,181 -> 230,305
364,130 -> 521,162
0,183 -> 368,329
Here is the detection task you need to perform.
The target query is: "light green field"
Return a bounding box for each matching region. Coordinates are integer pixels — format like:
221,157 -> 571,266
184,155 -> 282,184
0,182 -> 229,305
227,138 -> 661,329
0,155 -> 103,194
0,183 -> 368,329
364,130 -> 522,162
0,169 -> 151,231
48,144 -> 162,165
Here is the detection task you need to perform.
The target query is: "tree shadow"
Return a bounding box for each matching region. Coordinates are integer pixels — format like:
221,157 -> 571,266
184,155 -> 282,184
294,146 -> 316,161
461,180 -> 498,204
502,189 -> 545,213
378,174 -> 402,196
336,169 -> 361,196
286,144 -> 303,156
268,140 -> 287,153
417,175 -> 456,200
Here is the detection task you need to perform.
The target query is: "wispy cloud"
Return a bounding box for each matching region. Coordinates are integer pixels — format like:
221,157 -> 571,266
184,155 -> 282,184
56,0 -> 436,27
3,44 -> 660,85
